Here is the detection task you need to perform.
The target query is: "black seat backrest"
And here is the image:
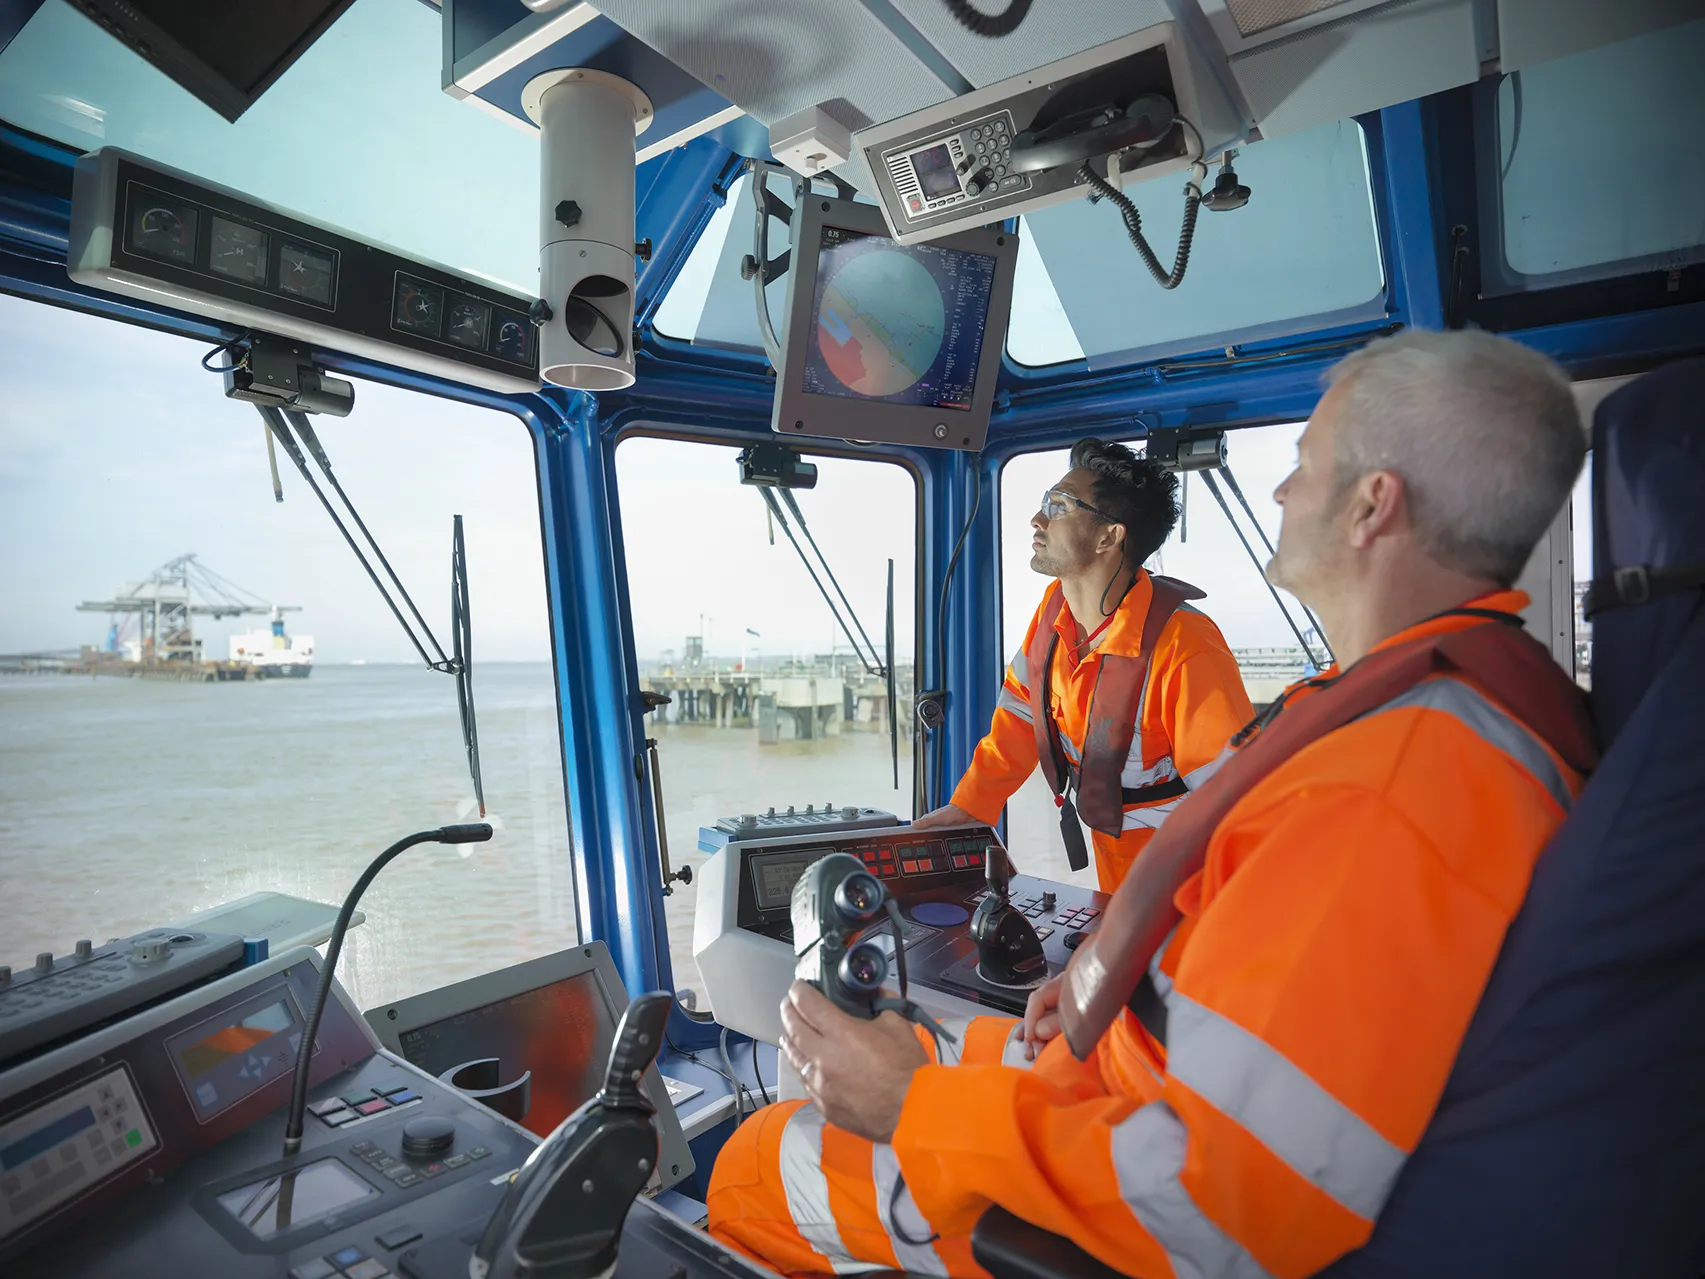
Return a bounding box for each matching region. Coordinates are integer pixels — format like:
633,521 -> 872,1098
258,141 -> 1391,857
1323,357 -> 1705,1278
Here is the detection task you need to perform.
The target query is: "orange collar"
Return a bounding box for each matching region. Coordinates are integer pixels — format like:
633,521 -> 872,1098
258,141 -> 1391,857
1050,570 -> 1155,666
1367,588 -> 1531,655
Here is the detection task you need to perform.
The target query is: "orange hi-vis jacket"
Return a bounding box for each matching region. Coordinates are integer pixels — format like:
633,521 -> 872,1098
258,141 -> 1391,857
708,593 -> 1588,1279
953,570 -> 1253,891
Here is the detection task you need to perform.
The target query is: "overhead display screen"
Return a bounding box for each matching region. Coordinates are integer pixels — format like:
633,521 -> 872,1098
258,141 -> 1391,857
801,227 -> 996,414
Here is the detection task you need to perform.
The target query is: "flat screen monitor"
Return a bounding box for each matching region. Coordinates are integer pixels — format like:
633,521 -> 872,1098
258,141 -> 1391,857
68,0 -> 357,123
362,944 -> 693,1192
771,196 -> 1019,452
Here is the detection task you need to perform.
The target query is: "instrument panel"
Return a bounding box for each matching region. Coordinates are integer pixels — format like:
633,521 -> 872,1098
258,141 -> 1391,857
69,150 -> 541,394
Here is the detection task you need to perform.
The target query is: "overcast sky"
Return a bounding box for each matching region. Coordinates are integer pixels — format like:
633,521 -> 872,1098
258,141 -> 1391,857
1,294 -> 1594,667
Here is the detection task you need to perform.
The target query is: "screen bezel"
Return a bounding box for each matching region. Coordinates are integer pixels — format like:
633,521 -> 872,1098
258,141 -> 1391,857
770,195 -> 1019,453
359,943 -> 693,1193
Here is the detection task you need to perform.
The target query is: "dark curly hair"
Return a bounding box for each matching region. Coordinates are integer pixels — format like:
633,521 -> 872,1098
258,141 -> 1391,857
1068,438 -> 1179,568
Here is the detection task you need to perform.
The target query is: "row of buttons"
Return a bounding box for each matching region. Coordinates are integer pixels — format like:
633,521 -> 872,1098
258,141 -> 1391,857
348,1138 -> 490,1189
308,1083 -> 420,1128
1050,906 -> 1100,929
1012,895 -> 1051,920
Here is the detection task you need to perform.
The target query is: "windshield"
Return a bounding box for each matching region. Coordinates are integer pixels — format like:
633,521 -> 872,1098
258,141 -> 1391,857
0,296 -> 574,1013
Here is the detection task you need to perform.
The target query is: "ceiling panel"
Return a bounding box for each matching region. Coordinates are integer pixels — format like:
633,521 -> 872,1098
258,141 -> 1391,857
590,0 -> 957,129
887,0 -> 1178,90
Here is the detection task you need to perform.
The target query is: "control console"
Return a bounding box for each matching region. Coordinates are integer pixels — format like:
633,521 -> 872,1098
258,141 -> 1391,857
0,927 -> 246,1069
0,948 -> 762,1279
694,822 -> 1107,1046
697,803 -> 899,854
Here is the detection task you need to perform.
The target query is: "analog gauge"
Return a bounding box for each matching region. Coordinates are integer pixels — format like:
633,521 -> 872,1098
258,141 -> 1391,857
393,276 -> 443,336
492,309 -> 531,363
446,296 -> 491,351
208,216 -> 268,286
278,243 -> 336,306
128,193 -> 198,265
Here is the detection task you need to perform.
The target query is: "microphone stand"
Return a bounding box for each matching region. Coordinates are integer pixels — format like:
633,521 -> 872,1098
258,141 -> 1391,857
281,823 -> 494,1156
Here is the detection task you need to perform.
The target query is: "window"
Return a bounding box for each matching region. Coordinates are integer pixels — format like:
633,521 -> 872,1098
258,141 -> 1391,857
0,0 -> 540,292
1006,120 -> 1385,370
614,437 -> 917,1004
0,296 -> 574,1013
995,424 -> 1307,879
1480,18 -> 1705,293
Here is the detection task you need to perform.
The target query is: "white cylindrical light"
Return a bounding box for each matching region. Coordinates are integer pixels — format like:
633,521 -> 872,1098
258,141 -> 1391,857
522,69 -> 653,392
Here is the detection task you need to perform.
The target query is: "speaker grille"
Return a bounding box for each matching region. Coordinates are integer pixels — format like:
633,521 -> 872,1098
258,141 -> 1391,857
1225,0 -> 1361,38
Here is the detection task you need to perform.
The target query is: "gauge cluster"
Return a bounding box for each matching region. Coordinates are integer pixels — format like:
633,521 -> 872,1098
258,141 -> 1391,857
71,150 -> 539,393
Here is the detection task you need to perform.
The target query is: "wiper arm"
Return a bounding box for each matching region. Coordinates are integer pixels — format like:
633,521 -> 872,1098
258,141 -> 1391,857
757,486 -> 885,677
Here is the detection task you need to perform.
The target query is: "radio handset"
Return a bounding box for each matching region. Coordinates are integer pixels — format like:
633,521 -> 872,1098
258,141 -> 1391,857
1006,93 -> 1176,177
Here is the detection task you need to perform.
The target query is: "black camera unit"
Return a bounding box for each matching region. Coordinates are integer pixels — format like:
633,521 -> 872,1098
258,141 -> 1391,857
791,853 -> 956,1047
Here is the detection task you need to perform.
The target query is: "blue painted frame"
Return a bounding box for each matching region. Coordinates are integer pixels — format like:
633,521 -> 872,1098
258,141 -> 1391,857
4,64 -> 1704,1042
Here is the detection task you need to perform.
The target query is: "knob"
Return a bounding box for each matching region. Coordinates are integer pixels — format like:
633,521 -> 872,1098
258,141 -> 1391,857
787,805 -> 795,816
966,179 -> 984,198
805,804 -> 815,814
842,807 -> 857,819
75,940 -> 93,961
767,807 -> 776,817
738,813 -> 757,828
35,953 -> 53,975
131,939 -> 170,964
402,1115 -> 456,1160
0,966 -> 11,986
1041,890 -> 1056,911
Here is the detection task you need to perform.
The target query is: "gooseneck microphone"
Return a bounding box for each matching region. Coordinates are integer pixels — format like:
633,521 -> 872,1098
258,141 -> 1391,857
282,822 -> 494,1156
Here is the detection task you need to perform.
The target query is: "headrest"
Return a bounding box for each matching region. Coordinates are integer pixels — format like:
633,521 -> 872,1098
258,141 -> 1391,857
1586,357 -> 1705,746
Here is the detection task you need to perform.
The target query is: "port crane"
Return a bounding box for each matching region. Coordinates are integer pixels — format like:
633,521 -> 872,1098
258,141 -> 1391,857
76,554 -> 299,665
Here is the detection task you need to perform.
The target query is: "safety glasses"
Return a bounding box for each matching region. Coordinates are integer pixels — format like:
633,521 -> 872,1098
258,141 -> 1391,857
1040,488 -> 1114,522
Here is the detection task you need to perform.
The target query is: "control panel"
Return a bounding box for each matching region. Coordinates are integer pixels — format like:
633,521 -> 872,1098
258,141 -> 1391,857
69,149 -> 542,395
0,927 -> 246,1069
0,948 -> 760,1279
694,822 -> 1108,1046
855,23 -> 1238,245
697,804 -> 899,854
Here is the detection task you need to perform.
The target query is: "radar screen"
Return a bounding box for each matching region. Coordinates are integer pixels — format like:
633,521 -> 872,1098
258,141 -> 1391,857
128,188 -> 199,266
278,242 -> 335,306
393,275 -> 444,337
447,296 -> 491,351
208,216 -> 268,285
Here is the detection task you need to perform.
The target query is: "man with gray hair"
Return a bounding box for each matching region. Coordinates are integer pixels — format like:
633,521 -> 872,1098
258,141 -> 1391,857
708,328 -> 1600,1279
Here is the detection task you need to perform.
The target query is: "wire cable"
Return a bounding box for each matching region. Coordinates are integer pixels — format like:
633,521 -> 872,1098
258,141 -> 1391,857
749,1039 -> 772,1108
1080,161 -> 1200,291
941,0 -> 1032,37
933,457 -> 983,809
200,331 -> 252,373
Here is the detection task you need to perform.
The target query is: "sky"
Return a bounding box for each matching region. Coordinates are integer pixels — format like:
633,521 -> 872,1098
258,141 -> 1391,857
1,292 -> 1599,668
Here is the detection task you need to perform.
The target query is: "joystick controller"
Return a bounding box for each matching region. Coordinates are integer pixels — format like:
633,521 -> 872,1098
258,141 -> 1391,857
970,844 -> 1047,988
471,991 -> 673,1279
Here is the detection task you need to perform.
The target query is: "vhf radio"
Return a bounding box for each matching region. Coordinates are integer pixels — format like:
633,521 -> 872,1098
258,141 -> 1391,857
791,853 -> 956,1046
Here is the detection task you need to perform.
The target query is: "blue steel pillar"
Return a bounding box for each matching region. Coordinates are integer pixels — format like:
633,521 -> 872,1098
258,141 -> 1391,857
534,388 -> 667,998
928,447 -> 1006,814
1374,100 -> 1447,330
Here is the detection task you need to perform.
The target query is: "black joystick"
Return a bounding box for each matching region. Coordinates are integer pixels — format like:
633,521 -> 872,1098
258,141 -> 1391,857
471,991 -> 673,1279
970,844 -> 1047,988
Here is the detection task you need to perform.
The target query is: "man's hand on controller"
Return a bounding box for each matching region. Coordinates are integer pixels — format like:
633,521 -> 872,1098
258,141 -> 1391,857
909,803 -> 973,830
779,981 -> 928,1144
1021,974 -> 1065,1061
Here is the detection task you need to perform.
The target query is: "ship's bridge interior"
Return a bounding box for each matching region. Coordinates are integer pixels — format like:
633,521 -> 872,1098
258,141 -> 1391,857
1,1 -> 1703,1277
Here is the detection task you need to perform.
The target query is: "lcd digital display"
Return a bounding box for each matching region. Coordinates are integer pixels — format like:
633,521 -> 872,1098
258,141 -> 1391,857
802,226 -> 995,412
209,216 -> 269,285
757,857 -> 812,910
397,972 -> 614,1139
910,144 -> 961,200
217,1158 -> 376,1239
178,999 -> 293,1078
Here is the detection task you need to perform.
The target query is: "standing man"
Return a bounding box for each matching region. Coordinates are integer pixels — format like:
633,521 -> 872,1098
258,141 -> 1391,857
708,329 -> 1594,1278
915,438 -> 1254,892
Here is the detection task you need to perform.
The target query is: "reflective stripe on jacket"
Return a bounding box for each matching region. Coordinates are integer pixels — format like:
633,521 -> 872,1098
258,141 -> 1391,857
899,591 -> 1587,1278
953,571 -> 1254,891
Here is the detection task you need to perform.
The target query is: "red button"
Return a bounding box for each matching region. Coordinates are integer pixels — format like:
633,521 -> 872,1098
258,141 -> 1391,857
968,851 -> 984,866
902,860 -> 917,874
355,1098 -> 390,1115
907,195 -> 922,212
952,855 -> 967,869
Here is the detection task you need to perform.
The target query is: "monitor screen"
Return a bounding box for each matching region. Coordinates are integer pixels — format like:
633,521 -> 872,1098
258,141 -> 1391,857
802,227 -> 997,414
395,971 -> 615,1139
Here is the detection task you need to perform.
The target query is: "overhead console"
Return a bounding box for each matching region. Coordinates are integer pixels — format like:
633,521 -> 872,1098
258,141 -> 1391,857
855,24 -> 1240,245
67,149 -> 541,395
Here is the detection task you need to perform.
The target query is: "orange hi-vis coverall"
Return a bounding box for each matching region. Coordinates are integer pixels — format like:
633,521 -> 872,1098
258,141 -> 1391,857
708,593 -> 1586,1278
953,570 -> 1253,891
